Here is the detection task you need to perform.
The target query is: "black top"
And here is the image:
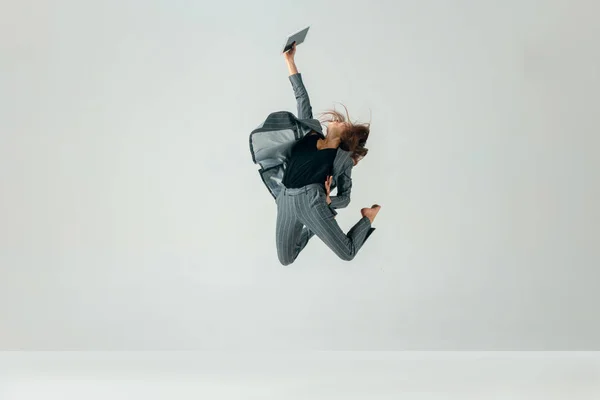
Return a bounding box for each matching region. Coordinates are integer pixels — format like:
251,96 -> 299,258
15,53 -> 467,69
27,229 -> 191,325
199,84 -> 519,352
282,134 -> 337,189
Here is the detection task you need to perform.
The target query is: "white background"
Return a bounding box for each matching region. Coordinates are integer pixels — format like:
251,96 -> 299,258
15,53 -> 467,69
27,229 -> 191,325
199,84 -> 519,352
1,352 -> 600,399
1,0 -> 599,350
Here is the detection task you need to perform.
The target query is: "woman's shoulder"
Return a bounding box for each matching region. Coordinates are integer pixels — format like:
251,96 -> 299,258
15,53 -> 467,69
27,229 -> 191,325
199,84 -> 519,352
333,149 -> 354,170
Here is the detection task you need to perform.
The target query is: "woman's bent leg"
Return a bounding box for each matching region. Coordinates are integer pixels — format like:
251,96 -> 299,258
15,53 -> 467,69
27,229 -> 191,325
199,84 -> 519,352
298,190 -> 375,261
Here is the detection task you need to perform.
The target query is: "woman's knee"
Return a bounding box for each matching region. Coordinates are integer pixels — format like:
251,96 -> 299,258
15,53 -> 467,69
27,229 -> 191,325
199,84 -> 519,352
277,251 -> 296,266
339,252 -> 355,262
335,245 -> 357,261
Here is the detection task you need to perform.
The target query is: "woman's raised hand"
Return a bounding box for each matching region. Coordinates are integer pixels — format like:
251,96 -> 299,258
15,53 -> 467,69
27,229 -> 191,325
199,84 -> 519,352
284,42 -> 296,61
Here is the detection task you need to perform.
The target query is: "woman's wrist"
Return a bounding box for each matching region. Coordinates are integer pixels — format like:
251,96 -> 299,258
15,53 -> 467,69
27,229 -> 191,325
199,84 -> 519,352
286,59 -> 298,75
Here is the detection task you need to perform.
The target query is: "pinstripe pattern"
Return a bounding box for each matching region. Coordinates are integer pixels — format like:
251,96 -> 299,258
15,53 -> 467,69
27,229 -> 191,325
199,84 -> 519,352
275,183 -> 375,266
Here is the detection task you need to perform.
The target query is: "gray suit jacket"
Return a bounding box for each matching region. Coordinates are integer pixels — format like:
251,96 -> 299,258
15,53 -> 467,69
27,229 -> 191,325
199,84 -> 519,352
249,73 -> 354,209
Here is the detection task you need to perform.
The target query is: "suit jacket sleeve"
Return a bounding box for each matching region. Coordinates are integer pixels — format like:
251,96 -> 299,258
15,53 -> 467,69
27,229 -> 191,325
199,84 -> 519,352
289,73 -> 314,120
329,163 -> 353,209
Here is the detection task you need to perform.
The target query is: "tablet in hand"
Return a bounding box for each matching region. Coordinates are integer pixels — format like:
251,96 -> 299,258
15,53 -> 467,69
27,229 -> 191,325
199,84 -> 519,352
282,26 -> 310,53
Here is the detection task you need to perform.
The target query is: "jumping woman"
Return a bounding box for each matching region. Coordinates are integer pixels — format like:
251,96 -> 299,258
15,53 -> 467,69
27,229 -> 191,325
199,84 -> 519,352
249,43 -> 381,265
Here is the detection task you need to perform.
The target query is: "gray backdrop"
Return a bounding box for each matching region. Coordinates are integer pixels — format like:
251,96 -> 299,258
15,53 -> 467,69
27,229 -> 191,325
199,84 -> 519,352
1,0 -> 598,350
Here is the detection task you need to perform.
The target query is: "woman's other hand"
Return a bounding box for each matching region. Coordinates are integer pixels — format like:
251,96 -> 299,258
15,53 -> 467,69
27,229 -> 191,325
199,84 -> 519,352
325,175 -> 333,205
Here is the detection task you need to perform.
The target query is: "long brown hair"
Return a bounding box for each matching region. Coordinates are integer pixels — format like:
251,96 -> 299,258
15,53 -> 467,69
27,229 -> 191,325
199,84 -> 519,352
317,103 -> 371,164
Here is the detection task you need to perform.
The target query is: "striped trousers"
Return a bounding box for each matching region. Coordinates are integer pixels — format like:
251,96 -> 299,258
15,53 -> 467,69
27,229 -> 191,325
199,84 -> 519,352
275,183 -> 375,265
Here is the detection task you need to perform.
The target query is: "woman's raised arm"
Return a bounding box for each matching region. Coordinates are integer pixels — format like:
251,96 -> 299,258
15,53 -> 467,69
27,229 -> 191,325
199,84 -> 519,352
284,43 -> 313,119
